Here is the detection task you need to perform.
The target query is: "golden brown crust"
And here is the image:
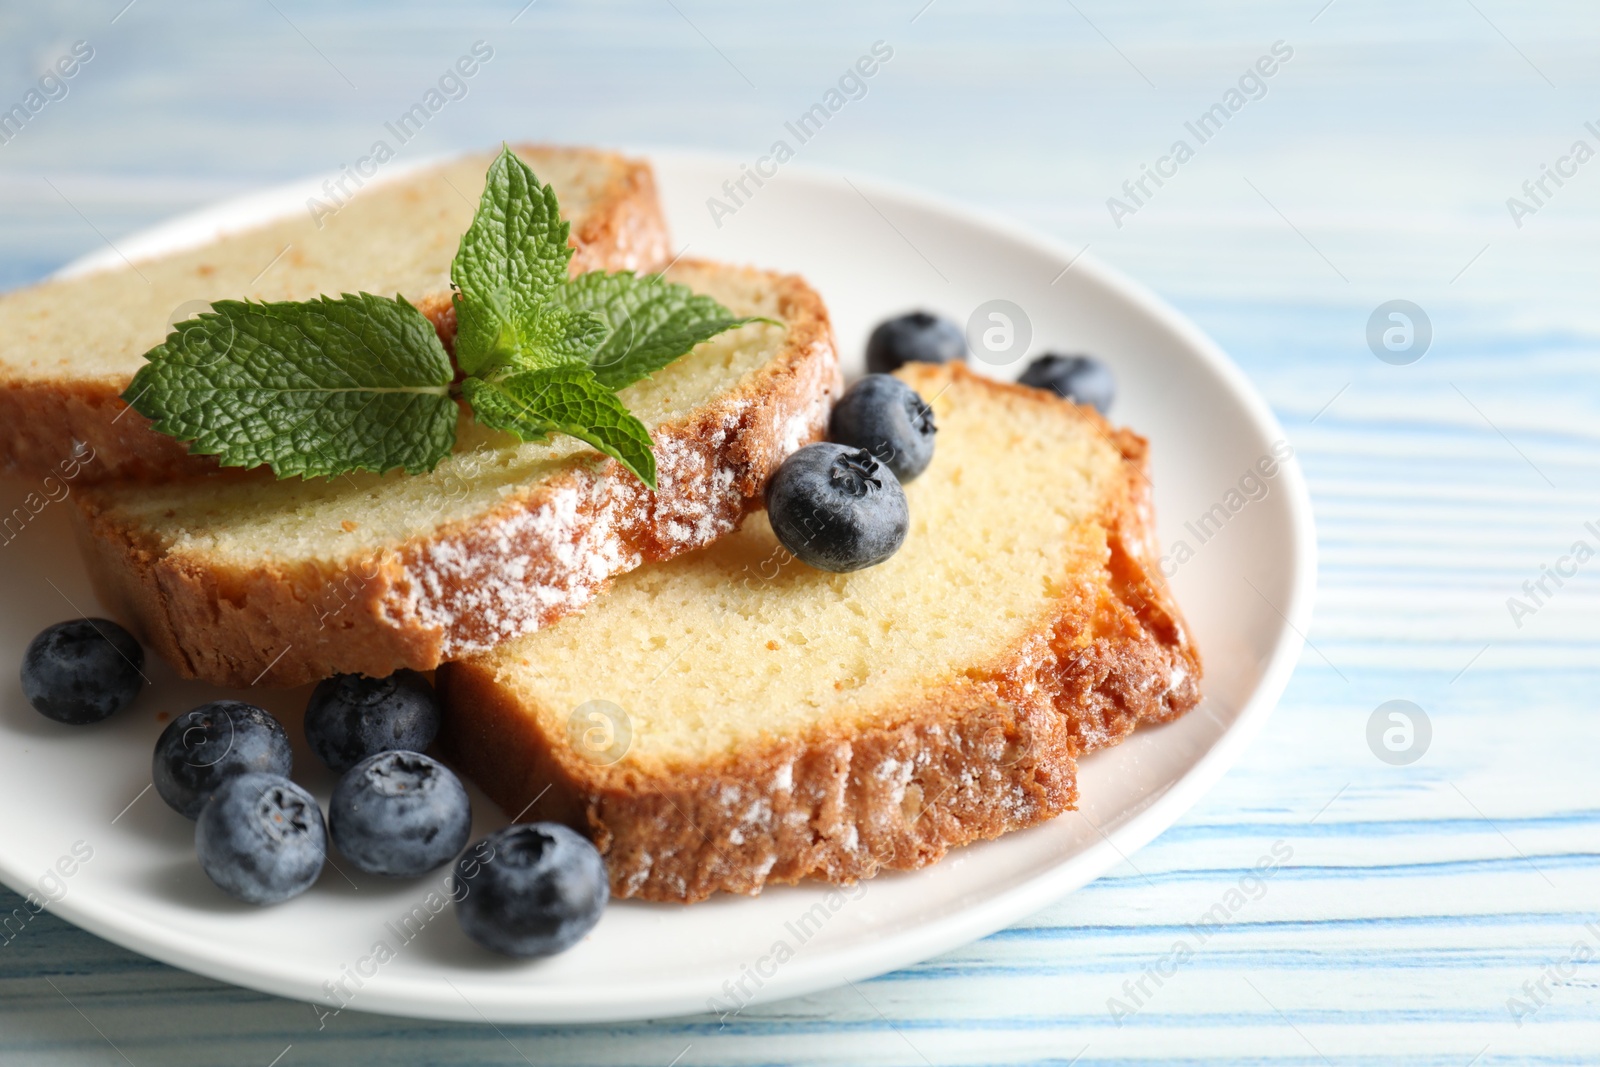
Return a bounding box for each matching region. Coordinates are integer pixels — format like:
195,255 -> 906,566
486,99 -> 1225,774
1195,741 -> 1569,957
437,663 -> 1080,903
565,152 -> 672,280
436,364 -> 1202,902
72,267 -> 842,688
0,148 -> 671,484
0,379 -> 196,484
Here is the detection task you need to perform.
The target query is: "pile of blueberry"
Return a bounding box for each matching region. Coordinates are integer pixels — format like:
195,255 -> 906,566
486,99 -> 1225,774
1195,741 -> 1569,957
20,621 -> 606,959
765,311 -> 1115,571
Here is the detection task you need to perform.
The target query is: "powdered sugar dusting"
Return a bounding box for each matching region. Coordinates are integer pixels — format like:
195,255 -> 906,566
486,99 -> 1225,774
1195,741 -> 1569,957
406,477 -> 643,650
781,389 -> 831,455
771,760 -> 794,792
780,411 -> 810,455
387,347 -> 836,658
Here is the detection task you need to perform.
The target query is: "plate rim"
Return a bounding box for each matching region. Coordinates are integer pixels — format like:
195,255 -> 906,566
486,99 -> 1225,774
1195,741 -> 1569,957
11,149 -> 1318,1023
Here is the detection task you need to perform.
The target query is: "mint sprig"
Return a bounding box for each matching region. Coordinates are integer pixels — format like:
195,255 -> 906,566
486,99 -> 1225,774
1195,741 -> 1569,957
125,145 -> 776,488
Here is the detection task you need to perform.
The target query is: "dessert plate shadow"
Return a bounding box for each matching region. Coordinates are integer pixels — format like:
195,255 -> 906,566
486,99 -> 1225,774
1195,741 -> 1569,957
0,150 -> 1315,1023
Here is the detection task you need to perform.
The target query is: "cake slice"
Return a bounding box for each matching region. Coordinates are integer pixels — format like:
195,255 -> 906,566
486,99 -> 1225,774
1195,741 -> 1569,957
71,260 -> 841,688
1,145 -> 670,483
436,363 -> 1201,903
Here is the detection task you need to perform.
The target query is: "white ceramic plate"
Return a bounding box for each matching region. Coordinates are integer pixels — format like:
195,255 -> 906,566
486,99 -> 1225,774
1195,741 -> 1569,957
0,151 -> 1315,1023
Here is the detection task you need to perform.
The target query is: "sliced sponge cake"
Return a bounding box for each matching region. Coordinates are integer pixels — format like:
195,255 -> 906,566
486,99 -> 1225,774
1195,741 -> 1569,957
437,363 -> 1201,903
0,145 -> 670,482
71,261 -> 841,688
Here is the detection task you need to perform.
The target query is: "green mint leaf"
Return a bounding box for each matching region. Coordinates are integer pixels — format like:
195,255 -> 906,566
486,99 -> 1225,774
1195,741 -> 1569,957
462,366 -> 658,488
554,270 -> 777,390
123,294 -> 457,478
452,145 -> 574,376
467,301 -> 609,379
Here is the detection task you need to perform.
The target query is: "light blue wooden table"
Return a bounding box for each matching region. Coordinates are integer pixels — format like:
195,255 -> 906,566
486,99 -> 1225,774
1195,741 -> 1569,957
3,1 -> 1597,1062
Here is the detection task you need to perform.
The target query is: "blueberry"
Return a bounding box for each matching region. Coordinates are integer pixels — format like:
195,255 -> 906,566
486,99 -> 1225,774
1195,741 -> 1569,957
20,618 -> 143,725
330,751 -> 472,878
454,823 -> 608,958
153,702 -> 292,819
766,443 -> 908,572
304,670 -> 441,772
195,773 -> 326,905
1017,353 -> 1116,413
865,311 -> 966,374
828,374 -> 937,482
